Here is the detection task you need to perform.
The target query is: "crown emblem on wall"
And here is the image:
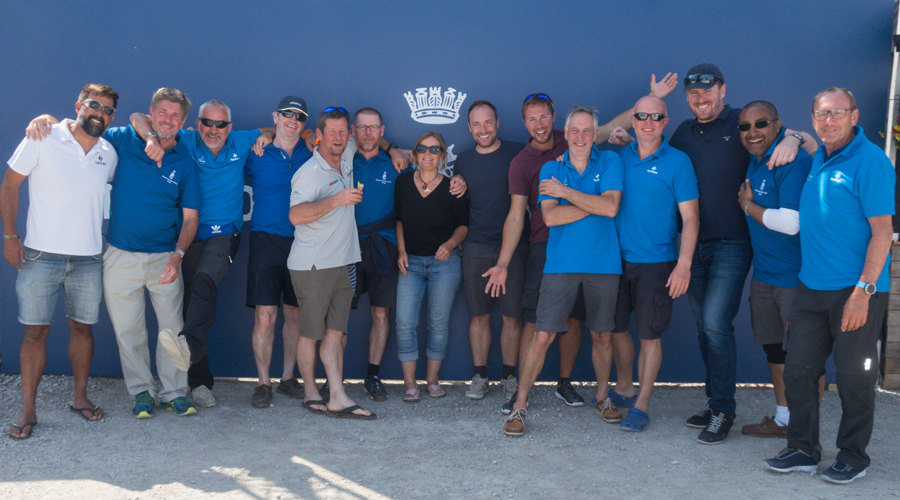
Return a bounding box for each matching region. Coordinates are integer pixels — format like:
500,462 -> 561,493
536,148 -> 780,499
403,87 -> 467,124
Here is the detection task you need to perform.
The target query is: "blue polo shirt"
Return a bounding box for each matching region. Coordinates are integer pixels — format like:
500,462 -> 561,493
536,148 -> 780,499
244,142 -> 312,237
615,136 -> 698,264
538,146 -> 623,274
745,128 -> 812,288
353,150 -> 399,245
799,127 -> 895,291
180,129 -> 261,230
103,126 -> 201,253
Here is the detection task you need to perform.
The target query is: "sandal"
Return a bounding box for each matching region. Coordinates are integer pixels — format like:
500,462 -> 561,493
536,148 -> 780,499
427,384 -> 446,398
403,388 -> 420,403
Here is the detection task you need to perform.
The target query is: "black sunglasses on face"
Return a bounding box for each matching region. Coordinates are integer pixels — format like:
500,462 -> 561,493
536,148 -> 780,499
738,119 -> 777,132
523,93 -> 553,103
82,99 -> 115,116
683,73 -> 720,86
633,112 -> 666,122
199,117 -> 231,129
279,110 -> 306,121
415,145 -> 442,154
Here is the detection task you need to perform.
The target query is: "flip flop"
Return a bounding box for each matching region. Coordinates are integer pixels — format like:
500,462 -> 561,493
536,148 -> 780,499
69,405 -> 103,421
620,408 -> 650,432
325,405 -> 376,420
302,399 -> 328,415
403,388 -> 421,403
608,388 -> 637,408
8,421 -> 38,440
427,384 -> 446,398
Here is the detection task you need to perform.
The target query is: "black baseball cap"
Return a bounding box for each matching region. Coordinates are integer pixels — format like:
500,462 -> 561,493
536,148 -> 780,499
276,96 -> 308,117
683,64 -> 725,90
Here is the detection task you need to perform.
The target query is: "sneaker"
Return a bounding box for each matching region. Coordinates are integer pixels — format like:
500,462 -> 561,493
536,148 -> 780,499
592,397 -> 623,423
500,391 -> 531,415
554,381 -> 585,407
251,384 -> 273,408
820,461 -> 867,484
503,408 -> 527,437
697,413 -> 734,445
160,396 -> 197,416
742,415 -> 787,437
466,374 -> 490,400
764,448 -> 819,474
364,375 -> 388,401
499,375 -> 518,401
158,328 -> 191,371
132,390 -> 155,419
191,385 -> 217,408
276,378 -> 305,399
686,406 -> 712,428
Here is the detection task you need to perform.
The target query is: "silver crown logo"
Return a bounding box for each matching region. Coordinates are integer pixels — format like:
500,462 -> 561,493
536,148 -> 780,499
404,87 -> 467,124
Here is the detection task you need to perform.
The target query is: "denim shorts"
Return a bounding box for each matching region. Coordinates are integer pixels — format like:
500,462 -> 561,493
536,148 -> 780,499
16,247 -> 103,325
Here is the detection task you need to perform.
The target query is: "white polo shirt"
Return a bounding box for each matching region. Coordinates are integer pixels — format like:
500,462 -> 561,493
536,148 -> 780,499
7,119 -> 118,255
287,138 -> 360,271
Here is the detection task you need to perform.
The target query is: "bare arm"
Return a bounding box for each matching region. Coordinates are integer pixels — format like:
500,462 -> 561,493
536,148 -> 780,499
540,199 -> 589,227
396,220 -> 408,275
595,109 -> 633,145
594,72 -> 678,145
841,214 -> 893,331
25,115 -> 60,141
130,112 -> 164,168
483,194 -> 527,296
1,168 -> 27,268
160,207 -> 198,284
540,176 -> 621,219
435,225 -> 468,261
289,189 -> 361,225
767,129 -> 817,169
668,199 -> 699,298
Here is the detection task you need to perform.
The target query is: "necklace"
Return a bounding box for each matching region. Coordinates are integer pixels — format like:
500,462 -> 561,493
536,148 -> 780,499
418,170 -> 440,193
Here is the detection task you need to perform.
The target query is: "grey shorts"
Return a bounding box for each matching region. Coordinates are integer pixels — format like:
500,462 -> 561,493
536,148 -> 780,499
535,273 -> 619,334
523,241 -> 586,325
749,279 -> 797,345
290,265 -> 353,340
461,241 -> 527,318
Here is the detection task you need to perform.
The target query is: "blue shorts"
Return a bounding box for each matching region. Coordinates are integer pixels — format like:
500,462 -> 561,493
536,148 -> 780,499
16,247 -> 103,325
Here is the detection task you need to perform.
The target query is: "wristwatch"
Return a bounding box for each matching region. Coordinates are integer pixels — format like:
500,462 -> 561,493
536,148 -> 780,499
175,248 -> 185,258
147,130 -> 158,139
790,133 -> 805,146
856,281 -> 876,295
385,143 -> 399,154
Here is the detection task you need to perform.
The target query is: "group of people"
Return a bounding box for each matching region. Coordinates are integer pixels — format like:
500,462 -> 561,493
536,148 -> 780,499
2,63 -> 893,485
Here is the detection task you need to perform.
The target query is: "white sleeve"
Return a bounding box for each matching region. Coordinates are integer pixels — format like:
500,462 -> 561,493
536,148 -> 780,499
7,135 -> 42,176
762,207 -> 800,235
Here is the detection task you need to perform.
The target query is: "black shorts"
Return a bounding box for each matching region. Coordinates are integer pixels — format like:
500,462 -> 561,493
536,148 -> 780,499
612,260 -> 675,340
522,241 -> 586,326
246,231 -> 297,308
461,241 -> 527,318
351,237 -> 398,309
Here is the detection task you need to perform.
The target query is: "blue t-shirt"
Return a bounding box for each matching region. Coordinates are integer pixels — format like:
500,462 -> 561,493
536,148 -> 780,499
180,129 -> 261,230
244,142 -> 312,237
745,128 -> 812,288
799,127 -> 895,291
538,146 -> 624,274
615,136 -> 698,264
103,126 -> 201,253
353,150 -> 400,245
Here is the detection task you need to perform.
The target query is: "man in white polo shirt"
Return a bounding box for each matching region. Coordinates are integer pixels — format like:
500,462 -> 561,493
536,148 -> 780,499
2,84 -> 119,439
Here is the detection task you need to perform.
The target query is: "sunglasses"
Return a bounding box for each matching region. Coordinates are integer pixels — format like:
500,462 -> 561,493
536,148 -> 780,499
683,73 -> 720,86
813,108 -> 850,121
737,119 -> 778,132
633,112 -> 666,122
523,93 -> 553,103
415,145 -> 443,154
82,99 -> 115,116
199,117 -> 231,129
279,110 -> 306,121
323,106 -> 348,114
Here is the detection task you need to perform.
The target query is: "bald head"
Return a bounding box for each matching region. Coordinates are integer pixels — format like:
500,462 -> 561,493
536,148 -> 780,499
634,95 -> 667,116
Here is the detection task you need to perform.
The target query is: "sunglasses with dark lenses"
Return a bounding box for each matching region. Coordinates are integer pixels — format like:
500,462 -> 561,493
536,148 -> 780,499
415,145 -> 443,155
279,110 -> 306,121
523,93 -> 553,103
683,73 -> 719,86
737,119 -> 778,132
633,112 -> 666,122
82,99 -> 115,116
323,106 -> 348,114
199,117 -> 231,129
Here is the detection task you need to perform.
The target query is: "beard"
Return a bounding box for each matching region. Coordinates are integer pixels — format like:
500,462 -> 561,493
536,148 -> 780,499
78,115 -> 107,138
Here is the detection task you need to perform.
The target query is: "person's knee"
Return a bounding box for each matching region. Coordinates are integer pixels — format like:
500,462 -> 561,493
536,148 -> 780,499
371,306 -> 390,325
255,308 -> 278,333
501,315 -> 521,329
533,331 -> 555,349
68,320 -> 92,338
639,338 -> 661,352
591,331 -> 612,347
470,313 -> 490,328
22,325 -> 50,343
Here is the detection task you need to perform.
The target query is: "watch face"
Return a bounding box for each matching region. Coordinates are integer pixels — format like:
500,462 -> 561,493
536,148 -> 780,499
865,283 -> 877,295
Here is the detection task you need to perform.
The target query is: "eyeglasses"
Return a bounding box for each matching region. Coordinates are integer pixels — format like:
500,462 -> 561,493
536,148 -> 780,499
738,119 -> 778,132
82,99 -> 115,116
523,93 -> 553,103
813,108 -> 850,121
199,117 -> 231,129
323,106 -> 348,114
633,112 -> 666,122
279,110 -> 306,121
683,74 -> 720,86
355,124 -> 381,132
415,145 -> 443,154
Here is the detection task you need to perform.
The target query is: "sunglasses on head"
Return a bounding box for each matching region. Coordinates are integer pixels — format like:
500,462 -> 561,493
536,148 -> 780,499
737,119 -> 777,132
523,93 -> 552,103
199,117 -> 231,129
323,106 -> 348,114
633,112 -> 666,122
415,145 -> 442,154
683,74 -> 720,86
82,99 -> 115,116
279,110 -> 306,121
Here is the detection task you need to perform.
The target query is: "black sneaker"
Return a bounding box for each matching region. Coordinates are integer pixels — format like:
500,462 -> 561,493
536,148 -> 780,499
501,391 -> 531,415
697,413 -> 734,445
764,448 -> 819,474
554,381 -> 585,407
820,461 -> 867,484
364,375 -> 388,401
686,407 -> 712,428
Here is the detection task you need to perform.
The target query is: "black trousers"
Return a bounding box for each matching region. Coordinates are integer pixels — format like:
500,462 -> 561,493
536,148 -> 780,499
181,232 -> 240,390
784,283 -> 886,469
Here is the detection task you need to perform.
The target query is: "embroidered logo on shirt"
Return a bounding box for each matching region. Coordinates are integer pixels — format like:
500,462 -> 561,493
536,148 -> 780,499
646,166 -> 659,175
162,170 -> 179,185
196,157 -> 206,164
95,154 -> 107,166
754,179 -> 768,196
723,136 -> 731,141
230,153 -> 240,162
376,171 -> 392,185
593,174 -> 601,182
403,87 -> 467,124
830,171 -> 848,184
211,225 -> 221,234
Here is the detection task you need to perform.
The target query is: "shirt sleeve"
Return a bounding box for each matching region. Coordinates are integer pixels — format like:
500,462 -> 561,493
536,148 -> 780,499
857,153 -> 897,218
673,156 -> 700,202
774,153 -> 812,211
102,126 -> 128,150
508,159 -> 529,196
231,129 -> 262,155
599,153 -> 624,193
105,146 -> 119,182
179,161 -> 202,210
290,166 -> 318,207
7,135 -> 42,176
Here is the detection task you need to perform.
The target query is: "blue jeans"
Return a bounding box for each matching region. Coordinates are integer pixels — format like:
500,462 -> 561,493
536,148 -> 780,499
687,238 -> 752,419
395,249 -> 462,363
16,247 -> 102,325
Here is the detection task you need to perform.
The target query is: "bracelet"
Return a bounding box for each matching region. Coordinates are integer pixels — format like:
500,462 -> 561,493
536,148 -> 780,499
743,201 -> 752,216
3,234 -> 19,240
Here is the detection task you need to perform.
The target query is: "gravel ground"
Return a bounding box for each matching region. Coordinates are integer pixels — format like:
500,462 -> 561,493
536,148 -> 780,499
0,374 -> 898,499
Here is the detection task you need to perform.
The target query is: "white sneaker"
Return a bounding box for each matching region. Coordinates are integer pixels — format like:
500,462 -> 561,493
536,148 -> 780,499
499,375 -> 518,401
158,328 -> 191,372
192,385 -> 217,408
466,374 -> 489,400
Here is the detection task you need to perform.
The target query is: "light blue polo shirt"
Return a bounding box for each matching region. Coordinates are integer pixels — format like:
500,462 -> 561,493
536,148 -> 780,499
353,150 -> 399,245
538,146 -> 623,274
104,126 -> 202,253
799,126 -> 895,291
745,128 -> 812,288
244,142 -> 312,237
180,129 -> 261,230
615,136 -> 698,264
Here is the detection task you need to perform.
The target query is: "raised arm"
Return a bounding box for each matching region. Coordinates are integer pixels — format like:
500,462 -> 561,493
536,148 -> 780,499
595,72 -> 678,145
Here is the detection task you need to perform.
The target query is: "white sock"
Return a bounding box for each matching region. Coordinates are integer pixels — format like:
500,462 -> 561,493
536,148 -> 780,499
774,405 -> 789,427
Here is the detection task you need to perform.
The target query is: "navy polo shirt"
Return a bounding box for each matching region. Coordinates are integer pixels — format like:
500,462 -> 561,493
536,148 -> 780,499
616,136 -> 698,264
353,150 -> 400,245
670,105 -> 750,239
799,127 -> 895,291
745,128 -> 812,288
538,146 -> 623,274
244,142 -> 312,237
104,126 -> 202,253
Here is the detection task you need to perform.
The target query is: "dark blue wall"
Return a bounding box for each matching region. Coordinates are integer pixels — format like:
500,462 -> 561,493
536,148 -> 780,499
1,1 -> 893,383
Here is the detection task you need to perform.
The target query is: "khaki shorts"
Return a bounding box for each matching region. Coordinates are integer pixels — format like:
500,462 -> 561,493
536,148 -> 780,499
290,265 -> 353,340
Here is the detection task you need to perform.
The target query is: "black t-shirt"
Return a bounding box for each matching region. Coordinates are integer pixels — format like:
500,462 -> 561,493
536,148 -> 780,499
394,171 -> 469,256
453,140 -> 526,245
670,105 -> 750,239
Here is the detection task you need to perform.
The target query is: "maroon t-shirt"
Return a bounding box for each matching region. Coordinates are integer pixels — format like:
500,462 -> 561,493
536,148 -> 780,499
508,129 -> 567,244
